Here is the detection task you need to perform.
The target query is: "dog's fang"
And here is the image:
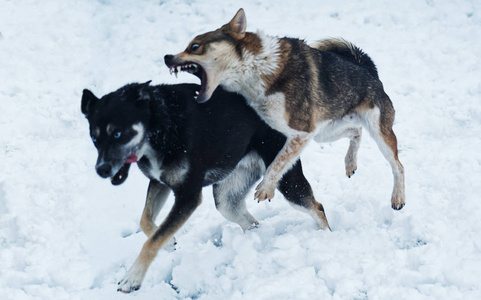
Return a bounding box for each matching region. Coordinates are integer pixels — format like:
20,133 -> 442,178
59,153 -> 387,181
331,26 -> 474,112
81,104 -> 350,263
176,66 -> 181,73
195,91 -> 199,95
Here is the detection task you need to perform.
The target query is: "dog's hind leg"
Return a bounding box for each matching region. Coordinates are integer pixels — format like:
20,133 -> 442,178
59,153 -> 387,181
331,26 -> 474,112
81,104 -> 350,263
213,152 -> 264,231
140,180 -> 171,237
344,127 -> 362,178
313,116 -> 363,178
357,102 -> 405,210
278,159 -> 331,230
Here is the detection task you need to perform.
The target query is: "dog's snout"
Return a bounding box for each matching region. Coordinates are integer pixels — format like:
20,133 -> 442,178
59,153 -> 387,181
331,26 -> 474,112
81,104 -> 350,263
96,163 -> 112,178
164,55 -> 174,66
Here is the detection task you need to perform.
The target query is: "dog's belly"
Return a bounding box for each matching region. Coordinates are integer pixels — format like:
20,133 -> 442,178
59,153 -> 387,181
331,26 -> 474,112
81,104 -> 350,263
203,168 -> 231,186
313,113 -> 361,143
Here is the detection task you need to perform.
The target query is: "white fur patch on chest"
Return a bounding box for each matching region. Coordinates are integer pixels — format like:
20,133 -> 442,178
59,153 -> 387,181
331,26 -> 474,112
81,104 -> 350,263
137,143 -> 163,180
137,143 -> 190,186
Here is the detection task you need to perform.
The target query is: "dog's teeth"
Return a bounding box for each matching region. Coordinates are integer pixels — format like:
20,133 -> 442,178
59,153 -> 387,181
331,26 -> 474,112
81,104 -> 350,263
194,95 -> 198,100
195,91 -> 199,95
176,66 -> 181,73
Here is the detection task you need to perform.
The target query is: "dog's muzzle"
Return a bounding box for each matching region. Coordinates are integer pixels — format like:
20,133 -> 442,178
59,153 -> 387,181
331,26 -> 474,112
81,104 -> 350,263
164,54 -> 175,66
96,163 -> 113,178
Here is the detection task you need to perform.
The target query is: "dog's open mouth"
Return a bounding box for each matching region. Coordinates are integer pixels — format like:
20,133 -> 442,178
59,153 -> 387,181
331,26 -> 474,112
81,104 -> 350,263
110,154 -> 138,185
169,62 -> 207,103
111,163 -> 131,185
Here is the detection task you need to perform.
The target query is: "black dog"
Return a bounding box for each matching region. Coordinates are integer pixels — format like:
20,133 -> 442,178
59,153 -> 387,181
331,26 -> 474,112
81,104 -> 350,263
81,82 -> 330,293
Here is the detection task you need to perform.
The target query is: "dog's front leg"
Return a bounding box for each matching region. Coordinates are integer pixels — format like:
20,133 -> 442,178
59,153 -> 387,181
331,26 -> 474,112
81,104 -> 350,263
255,134 -> 311,201
140,180 -> 171,237
118,186 -> 202,293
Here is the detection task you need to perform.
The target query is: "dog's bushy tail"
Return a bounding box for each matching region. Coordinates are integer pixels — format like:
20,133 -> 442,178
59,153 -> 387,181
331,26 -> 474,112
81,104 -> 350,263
311,38 -> 379,78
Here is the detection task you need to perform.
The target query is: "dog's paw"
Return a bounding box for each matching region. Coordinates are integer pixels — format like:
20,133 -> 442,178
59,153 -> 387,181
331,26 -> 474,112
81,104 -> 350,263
346,167 -> 356,178
254,180 -> 275,202
345,157 -> 357,178
391,192 -> 405,210
391,200 -> 405,210
117,264 -> 146,293
117,281 -> 141,293
163,236 -> 177,252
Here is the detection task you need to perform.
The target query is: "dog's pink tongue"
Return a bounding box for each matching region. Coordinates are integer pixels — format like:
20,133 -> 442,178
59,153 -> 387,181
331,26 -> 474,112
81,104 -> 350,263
125,154 -> 138,163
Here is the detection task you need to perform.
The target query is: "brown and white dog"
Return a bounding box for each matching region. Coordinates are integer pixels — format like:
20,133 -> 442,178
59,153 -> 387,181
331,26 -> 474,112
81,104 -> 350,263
165,9 -> 405,211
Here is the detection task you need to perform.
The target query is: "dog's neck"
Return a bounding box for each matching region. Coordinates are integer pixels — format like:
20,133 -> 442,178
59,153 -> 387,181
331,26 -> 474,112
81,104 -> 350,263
222,31 -> 284,103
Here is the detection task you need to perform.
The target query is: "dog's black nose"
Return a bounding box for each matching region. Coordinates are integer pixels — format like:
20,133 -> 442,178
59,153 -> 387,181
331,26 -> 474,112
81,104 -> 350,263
96,163 -> 112,178
164,55 -> 174,66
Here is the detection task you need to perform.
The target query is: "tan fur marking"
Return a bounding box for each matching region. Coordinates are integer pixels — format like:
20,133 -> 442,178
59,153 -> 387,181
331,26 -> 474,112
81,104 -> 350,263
139,182 -> 170,238
241,32 -> 263,55
310,201 -> 330,230
354,98 -> 376,112
140,207 -> 157,238
382,129 -> 400,160
271,136 -> 308,174
285,98 -> 317,133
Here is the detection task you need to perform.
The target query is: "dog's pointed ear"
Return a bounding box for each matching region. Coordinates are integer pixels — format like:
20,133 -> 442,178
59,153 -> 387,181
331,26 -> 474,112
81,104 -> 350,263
138,81 -> 152,101
81,89 -> 99,117
223,8 -> 246,40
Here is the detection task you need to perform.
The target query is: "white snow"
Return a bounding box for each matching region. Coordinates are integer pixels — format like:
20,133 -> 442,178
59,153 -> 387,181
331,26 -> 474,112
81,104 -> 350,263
1,0 -> 480,299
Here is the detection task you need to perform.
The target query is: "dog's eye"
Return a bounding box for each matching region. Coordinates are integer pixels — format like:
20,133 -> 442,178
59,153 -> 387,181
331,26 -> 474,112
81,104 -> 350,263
91,136 -> 97,143
190,43 -> 200,52
113,130 -> 122,139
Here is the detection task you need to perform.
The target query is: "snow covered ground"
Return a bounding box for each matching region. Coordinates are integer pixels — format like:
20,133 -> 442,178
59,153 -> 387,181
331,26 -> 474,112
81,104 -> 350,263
1,0 -> 481,299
